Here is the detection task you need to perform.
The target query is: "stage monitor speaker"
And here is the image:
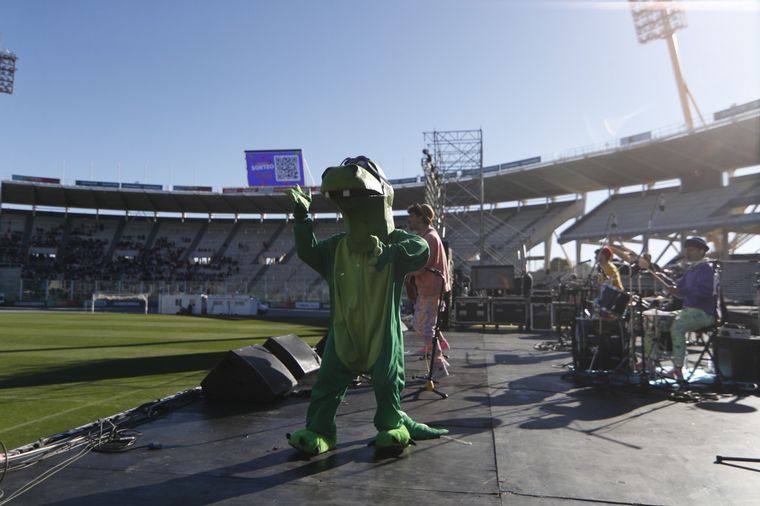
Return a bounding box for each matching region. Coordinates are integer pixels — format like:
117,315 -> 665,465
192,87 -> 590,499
715,336 -> 760,383
201,345 -> 296,403
263,334 -> 321,380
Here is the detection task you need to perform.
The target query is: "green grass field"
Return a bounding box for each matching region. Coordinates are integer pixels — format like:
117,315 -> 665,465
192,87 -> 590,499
0,312 -> 326,450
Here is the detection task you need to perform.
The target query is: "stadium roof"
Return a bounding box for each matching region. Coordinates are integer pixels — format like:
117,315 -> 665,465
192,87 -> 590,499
2,107 -> 758,215
455,109 -> 759,203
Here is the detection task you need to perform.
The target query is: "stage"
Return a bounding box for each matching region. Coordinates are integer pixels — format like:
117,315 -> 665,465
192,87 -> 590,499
6,329 -> 760,505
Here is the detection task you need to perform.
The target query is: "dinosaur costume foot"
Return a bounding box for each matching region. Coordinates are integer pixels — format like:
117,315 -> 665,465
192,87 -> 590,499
401,412 -> 449,440
373,425 -> 411,451
287,429 -> 336,456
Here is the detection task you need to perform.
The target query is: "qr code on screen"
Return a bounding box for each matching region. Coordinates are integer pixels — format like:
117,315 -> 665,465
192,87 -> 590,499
274,155 -> 301,182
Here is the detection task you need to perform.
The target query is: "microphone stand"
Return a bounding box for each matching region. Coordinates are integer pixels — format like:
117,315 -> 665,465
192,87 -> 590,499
626,261 -> 636,374
641,194 -> 665,258
404,268 -> 448,400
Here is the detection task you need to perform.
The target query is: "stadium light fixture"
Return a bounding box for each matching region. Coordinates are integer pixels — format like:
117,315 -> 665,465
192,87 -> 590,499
629,0 -> 703,129
629,0 -> 687,43
0,48 -> 17,95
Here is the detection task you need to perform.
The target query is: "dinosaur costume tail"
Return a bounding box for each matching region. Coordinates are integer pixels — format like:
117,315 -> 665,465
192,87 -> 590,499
401,411 -> 448,440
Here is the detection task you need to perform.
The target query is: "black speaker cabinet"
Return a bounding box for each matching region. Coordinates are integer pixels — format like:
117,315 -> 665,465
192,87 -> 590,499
530,302 -> 554,331
530,290 -> 553,304
454,297 -> 489,324
201,345 -> 296,402
264,334 -> 321,380
491,297 -> 527,326
553,302 -> 577,328
715,336 -> 760,383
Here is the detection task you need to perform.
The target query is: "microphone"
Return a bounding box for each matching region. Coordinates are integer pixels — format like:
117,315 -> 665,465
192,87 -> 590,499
577,259 -> 592,265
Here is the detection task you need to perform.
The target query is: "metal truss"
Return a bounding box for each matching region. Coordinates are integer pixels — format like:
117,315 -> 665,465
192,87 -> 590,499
422,129 -> 526,267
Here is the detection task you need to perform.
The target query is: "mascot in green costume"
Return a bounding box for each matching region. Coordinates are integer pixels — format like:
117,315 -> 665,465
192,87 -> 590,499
286,156 -> 448,455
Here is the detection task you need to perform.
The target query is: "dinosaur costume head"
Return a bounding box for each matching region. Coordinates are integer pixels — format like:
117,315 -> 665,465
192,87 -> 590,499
321,156 -> 395,253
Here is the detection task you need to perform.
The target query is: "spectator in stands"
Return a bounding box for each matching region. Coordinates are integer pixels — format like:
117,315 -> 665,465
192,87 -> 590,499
406,203 -> 451,378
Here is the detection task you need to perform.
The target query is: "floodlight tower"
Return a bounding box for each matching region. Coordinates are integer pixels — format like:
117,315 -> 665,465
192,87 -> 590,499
0,48 -> 17,95
629,0 -> 704,129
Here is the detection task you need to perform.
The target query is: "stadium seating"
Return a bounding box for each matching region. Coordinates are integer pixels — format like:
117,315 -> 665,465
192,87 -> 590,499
0,204 -> 580,301
444,201 -> 580,265
0,170 -> 752,305
561,174 -> 760,242
0,212 -> 26,266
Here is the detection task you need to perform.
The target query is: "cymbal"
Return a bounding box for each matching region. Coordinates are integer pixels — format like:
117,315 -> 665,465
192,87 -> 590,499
607,243 -> 638,263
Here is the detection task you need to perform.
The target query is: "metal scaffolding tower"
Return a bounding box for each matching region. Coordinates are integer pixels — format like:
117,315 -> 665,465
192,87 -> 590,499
422,129 -> 482,239
423,129 -> 528,267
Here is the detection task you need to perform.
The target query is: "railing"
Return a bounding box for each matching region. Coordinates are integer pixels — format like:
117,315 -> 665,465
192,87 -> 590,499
12,276 -> 330,306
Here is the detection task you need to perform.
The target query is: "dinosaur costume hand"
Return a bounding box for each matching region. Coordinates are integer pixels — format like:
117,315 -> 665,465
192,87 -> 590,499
287,185 -> 312,220
368,236 -> 396,272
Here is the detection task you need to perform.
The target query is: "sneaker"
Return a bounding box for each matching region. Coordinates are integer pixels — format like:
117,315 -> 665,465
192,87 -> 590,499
663,367 -> 684,381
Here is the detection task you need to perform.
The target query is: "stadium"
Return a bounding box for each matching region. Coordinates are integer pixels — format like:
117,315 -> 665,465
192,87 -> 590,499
1,2 -> 760,505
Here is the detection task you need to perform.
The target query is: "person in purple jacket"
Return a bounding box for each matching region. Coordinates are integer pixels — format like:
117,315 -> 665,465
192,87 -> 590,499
661,237 -> 716,380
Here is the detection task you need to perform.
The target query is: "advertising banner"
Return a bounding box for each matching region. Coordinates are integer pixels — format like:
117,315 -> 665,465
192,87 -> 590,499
245,149 -> 304,187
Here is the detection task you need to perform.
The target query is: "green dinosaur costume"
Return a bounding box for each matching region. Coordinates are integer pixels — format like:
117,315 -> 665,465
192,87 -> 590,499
286,156 -> 448,455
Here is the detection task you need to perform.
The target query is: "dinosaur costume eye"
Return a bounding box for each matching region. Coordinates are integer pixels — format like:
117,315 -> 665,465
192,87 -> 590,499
339,156 -> 390,187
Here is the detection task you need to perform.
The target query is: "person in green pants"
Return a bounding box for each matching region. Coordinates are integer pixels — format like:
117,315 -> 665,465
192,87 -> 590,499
644,236 -> 716,380
286,156 -> 448,455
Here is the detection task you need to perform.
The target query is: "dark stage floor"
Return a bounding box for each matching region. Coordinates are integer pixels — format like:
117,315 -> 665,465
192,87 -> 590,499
5,329 -> 760,505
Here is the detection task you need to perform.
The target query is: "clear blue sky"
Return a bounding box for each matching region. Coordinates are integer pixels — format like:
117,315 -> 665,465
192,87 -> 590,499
1,0 -> 758,189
